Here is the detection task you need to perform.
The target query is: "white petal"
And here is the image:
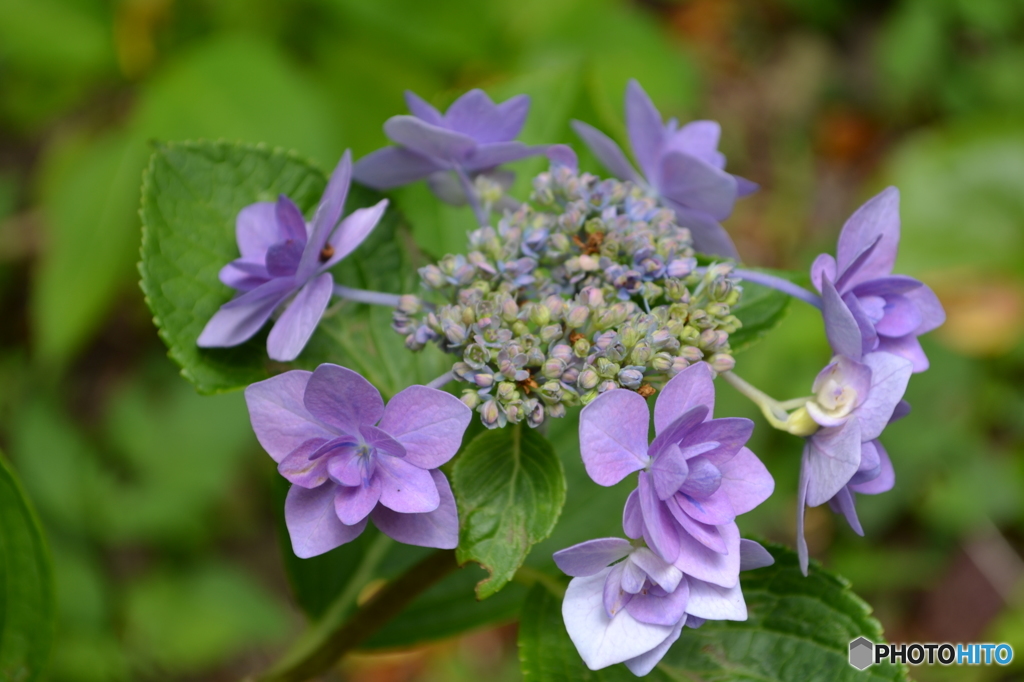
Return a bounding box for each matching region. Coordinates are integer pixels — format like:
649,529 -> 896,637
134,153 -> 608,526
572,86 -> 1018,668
685,578 -> 747,621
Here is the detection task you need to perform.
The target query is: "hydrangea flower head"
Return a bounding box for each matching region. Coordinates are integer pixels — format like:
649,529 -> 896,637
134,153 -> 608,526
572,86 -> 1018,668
795,352 -> 912,573
579,363 -> 773,586
554,535 -> 774,675
571,80 -> 756,259
812,187 -> 945,372
197,152 -> 388,361
245,363 -> 471,557
353,89 -> 544,194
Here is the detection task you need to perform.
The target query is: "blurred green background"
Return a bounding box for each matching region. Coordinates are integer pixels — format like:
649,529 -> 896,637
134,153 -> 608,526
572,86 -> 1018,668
1,0 -> 1022,680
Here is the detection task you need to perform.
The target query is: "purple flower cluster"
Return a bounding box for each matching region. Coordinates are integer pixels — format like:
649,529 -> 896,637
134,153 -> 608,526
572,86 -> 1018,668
794,188 -> 945,573
556,362 -> 775,673
245,364 -> 471,557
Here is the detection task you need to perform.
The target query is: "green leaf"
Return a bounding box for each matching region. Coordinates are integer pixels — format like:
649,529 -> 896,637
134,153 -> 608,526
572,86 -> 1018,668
140,140 -> 447,395
453,424 -> 567,599
518,543 -> 909,682
730,268 -> 804,353
0,451 -> 55,682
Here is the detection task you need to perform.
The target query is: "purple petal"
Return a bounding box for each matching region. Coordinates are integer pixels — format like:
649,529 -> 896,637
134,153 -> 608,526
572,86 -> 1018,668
666,495 -> 726,554
717,446 -> 774,515
796,449 -> 811,576
370,470 -> 458,549
828,486 -> 863,535
404,90 -> 443,126
303,364 -> 384,435
653,361 -> 716,434
734,174 -> 758,197
624,617 -> 684,676
810,253 -> 837,292
851,441 -> 895,495
285,483 -> 366,558
462,141 -> 543,173
629,547 -> 683,592
320,200 -> 388,271
359,425 -> 406,459
906,283 -> 945,334
300,151 -> 352,278
244,370 -> 328,462
443,90 -> 529,143
842,293 -> 880,355
851,275 -> 923,298
821,275 -> 864,359
677,456 -> 722,499
219,260 -> 269,292
676,488 -> 735,526
334,478 -> 382,525
657,152 -> 737,220
626,579 -> 689,626
352,146 -> 445,189
624,80 -> 665,181
673,520 -> 740,588
196,277 -> 293,348
649,406 -> 709,462
277,437 -> 333,488
650,443 -> 690,500
834,235 -> 881,293
876,334 -> 930,373
623,488 -> 643,539
553,538 -> 632,577
327,445 -> 369,487
570,120 -> 642,183
804,421 -> 862,507
265,239 -> 304,277
662,200 -> 740,259
621,558 -> 647,594
377,386 -> 471,469
857,352 -> 913,440
684,578 -> 746,621
546,144 -> 578,169
603,562 -> 632,617
836,187 -> 900,288
579,389 -> 650,486
384,116 -> 477,161
235,202 -> 279,260
639,472 -> 680,563
275,195 -> 308,243
739,539 -> 774,571
266,272 -> 334,362
666,121 -> 723,169
873,294 -> 922,339
375,454 -> 440,514
681,417 -> 754,467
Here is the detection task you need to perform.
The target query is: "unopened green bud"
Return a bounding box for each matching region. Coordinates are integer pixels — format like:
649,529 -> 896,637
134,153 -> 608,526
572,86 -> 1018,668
573,337 -> 591,357
580,389 -> 600,406
785,406 -> 819,437
529,303 -> 551,327
497,382 -> 519,402
708,353 -> 735,373
595,358 -> 620,379
540,324 -> 563,344
651,352 -> 673,372
578,368 -> 600,390
630,342 -> 653,365
461,390 -> 481,409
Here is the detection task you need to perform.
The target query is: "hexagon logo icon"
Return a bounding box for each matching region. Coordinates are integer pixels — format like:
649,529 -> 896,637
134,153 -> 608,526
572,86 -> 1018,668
849,637 -> 874,670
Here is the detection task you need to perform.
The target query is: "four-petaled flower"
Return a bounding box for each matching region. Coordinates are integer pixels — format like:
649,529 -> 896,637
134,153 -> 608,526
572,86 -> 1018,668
795,353 -> 912,573
579,363 -> 774,588
245,363 -> 471,557
353,89 -> 545,200
813,187 -> 945,373
554,535 -> 774,674
198,152 -> 388,361
572,80 -> 756,259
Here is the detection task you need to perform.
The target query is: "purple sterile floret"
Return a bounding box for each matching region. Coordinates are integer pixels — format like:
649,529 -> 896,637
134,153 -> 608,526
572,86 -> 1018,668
811,187 -> 946,372
795,352 -> 912,574
197,152 -> 388,362
571,80 -> 756,259
579,362 -> 773,588
245,363 -> 471,557
555,534 -> 773,675
353,89 -> 547,199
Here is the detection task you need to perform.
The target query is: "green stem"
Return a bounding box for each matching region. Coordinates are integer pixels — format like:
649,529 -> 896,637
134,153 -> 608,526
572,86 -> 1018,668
720,371 -> 790,429
258,546 -> 458,681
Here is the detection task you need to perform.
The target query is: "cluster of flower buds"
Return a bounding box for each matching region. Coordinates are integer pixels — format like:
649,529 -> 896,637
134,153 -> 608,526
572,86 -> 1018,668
393,166 -> 743,428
